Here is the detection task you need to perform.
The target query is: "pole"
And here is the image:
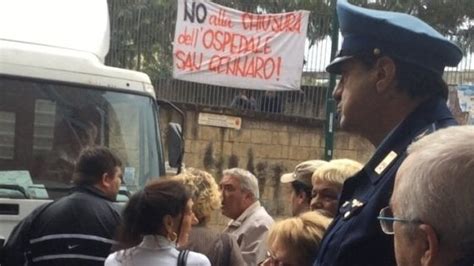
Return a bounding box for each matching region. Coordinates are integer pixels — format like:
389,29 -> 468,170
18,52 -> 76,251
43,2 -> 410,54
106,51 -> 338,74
324,0 -> 339,161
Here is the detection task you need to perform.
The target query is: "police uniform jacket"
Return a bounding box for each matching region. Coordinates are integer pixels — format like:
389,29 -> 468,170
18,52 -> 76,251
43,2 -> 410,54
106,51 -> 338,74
315,97 -> 457,266
4,185 -> 121,266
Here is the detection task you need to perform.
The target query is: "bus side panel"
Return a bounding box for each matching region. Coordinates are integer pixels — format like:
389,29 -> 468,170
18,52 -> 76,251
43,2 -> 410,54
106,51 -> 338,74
0,199 -> 51,241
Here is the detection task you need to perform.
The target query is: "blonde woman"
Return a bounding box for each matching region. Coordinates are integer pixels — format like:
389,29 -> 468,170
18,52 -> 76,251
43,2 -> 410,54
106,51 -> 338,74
261,211 -> 332,266
174,168 -> 245,266
310,159 -> 363,217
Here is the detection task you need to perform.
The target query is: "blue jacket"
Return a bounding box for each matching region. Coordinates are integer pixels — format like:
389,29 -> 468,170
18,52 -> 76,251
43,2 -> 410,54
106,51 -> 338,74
314,97 -> 457,266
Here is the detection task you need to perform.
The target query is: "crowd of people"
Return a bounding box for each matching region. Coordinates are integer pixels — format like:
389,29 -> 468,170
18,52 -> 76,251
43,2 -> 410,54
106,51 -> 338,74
4,126 -> 474,266
2,0 -> 474,266
1,146 -> 355,266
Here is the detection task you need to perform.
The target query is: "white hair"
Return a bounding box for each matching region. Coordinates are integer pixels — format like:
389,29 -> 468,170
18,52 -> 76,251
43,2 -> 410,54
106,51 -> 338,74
392,125 -> 474,255
223,168 -> 259,200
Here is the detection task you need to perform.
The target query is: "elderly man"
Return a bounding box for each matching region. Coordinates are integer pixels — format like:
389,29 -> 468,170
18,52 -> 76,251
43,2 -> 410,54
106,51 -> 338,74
3,147 -> 123,266
315,0 -> 462,265
220,168 -> 274,266
281,160 -> 327,216
378,126 -> 474,266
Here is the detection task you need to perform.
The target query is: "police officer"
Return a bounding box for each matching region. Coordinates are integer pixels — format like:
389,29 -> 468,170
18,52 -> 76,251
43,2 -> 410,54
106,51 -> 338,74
314,0 -> 462,265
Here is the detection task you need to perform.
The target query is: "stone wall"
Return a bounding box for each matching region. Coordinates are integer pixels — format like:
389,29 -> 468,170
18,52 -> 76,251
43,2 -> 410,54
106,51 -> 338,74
159,106 -> 374,227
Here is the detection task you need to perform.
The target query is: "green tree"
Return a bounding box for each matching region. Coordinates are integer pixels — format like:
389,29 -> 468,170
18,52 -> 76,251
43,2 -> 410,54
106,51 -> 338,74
107,0 -> 177,80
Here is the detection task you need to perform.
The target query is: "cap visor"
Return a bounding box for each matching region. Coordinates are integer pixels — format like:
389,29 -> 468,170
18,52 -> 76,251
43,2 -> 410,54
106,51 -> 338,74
326,55 -> 354,74
280,173 -> 296,183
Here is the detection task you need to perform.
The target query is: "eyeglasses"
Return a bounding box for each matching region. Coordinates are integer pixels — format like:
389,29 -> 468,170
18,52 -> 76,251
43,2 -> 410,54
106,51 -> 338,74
261,251 -> 293,266
377,206 -> 421,235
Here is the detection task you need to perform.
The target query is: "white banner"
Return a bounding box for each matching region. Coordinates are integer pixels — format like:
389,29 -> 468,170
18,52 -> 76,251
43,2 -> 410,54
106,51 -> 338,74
173,0 -> 309,91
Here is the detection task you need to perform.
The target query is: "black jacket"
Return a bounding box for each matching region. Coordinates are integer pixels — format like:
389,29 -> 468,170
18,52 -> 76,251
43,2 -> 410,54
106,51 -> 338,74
3,185 -> 121,266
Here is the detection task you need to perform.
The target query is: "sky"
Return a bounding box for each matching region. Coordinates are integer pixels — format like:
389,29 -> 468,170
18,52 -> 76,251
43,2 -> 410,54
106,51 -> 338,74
0,0 -> 110,61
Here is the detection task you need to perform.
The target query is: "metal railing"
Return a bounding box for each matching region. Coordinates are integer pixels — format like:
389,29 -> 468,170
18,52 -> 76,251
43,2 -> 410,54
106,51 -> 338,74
106,0 -> 473,120
156,79 -> 327,118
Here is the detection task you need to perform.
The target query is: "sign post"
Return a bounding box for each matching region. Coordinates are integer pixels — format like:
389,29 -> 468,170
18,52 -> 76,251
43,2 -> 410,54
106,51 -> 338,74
324,0 -> 339,161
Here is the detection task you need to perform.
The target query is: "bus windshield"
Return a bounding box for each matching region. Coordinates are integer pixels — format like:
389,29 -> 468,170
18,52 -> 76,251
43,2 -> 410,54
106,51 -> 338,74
0,76 -> 163,200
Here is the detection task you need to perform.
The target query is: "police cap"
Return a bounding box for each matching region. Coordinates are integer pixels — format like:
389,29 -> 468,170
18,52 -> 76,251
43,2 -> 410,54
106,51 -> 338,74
326,0 -> 463,75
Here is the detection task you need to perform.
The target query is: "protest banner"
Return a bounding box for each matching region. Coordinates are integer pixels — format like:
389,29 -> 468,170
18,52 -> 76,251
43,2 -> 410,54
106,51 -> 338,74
173,0 -> 309,91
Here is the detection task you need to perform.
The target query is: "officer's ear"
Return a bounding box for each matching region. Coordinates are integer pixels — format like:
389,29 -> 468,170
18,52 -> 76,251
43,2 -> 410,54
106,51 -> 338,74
373,56 -> 397,95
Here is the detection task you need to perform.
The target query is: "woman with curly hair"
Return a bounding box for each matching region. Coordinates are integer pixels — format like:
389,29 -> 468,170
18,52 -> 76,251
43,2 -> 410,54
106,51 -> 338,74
174,168 -> 245,266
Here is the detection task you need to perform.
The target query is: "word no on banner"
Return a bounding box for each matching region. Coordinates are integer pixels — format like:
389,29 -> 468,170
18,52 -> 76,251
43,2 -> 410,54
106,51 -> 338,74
173,0 -> 309,91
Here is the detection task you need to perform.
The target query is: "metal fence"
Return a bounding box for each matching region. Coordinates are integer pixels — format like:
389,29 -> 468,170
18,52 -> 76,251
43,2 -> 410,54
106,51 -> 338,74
156,79 -> 327,117
106,0 -> 474,120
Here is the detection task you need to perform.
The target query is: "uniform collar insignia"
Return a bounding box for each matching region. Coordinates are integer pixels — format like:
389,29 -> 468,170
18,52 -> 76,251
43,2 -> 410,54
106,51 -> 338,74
374,150 -> 398,175
351,199 -> 364,208
340,198 -> 365,220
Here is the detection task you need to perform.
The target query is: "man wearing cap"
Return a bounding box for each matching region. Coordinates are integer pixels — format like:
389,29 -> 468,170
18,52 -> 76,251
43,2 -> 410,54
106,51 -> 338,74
281,160 -> 327,216
314,1 -> 462,265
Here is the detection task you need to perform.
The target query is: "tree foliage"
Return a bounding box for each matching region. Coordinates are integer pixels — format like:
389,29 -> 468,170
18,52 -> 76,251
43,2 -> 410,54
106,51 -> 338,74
354,0 -> 474,52
107,0 -> 177,80
106,0 -> 473,80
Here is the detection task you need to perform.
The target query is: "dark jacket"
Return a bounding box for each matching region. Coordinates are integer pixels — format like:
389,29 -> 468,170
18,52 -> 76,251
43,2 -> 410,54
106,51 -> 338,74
314,97 -> 457,266
3,185 -> 121,266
